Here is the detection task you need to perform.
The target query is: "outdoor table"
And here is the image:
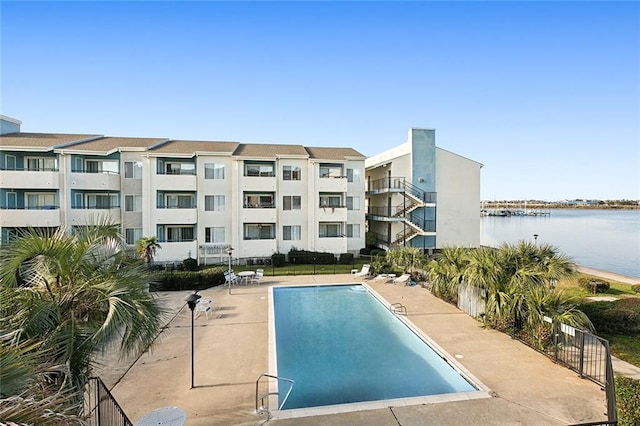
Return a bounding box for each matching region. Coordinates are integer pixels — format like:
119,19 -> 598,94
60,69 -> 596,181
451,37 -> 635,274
238,270 -> 255,285
134,406 -> 186,426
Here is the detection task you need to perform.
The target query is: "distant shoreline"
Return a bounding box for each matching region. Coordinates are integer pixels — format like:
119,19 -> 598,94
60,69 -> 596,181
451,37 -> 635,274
576,266 -> 640,285
481,204 -> 639,210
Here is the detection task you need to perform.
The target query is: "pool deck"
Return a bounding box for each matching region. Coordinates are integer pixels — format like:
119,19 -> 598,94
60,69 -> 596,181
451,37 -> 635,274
109,274 -> 610,425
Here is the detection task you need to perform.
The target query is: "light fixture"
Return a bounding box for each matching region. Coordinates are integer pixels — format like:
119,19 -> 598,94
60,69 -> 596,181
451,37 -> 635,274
184,291 -> 201,389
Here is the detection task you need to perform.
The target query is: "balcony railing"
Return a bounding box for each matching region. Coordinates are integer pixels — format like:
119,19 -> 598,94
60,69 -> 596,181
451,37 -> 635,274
0,166 -> 59,172
72,169 -> 120,175
243,204 -> 275,209
1,205 -> 60,210
72,205 -> 120,209
156,205 -> 197,209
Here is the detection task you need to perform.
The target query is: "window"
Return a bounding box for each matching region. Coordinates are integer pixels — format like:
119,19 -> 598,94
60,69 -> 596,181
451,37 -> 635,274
165,194 -> 195,208
86,194 -> 118,209
283,165 -> 301,181
283,225 -> 301,241
244,193 -> 275,208
26,157 -> 57,171
347,168 -> 360,183
244,223 -> 275,240
161,226 -> 194,242
319,193 -> 343,208
125,228 -> 142,245
282,196 -> 301,210
319,164 -> 343,178
125,195 -> 142,212
346,224 -> 361,238
244,162 -> 275,177
204,195 -> 225,211
124,161 -> 142,179
319,223 -> 342,238
4,154 -> 16,170
204,163 -> 225,179
85,160 -> 118,174
346,196 -> 360,210
25,193 -> 56,209
161,161 -> 195,175
205,227 -> 225,243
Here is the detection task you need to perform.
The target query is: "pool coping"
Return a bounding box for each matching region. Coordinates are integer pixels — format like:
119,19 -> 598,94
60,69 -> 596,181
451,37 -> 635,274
267,282 -> 492,420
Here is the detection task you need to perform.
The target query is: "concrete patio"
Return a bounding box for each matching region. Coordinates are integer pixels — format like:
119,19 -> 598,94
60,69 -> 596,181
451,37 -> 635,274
109,274 -> 608,425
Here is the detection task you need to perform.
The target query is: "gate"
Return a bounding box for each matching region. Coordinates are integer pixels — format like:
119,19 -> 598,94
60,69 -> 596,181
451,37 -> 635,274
83,377 -> 133,426
457,284 -> 485,319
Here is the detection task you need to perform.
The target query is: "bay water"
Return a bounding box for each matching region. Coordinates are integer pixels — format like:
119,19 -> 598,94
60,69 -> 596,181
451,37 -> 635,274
480,209 -> 640,278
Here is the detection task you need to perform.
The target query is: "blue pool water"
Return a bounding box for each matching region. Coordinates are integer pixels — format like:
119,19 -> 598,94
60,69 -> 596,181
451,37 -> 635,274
273,285 -> 477,410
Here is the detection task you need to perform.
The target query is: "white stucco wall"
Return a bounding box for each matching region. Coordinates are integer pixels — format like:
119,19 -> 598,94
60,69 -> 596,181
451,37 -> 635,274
435,148 -> 482,247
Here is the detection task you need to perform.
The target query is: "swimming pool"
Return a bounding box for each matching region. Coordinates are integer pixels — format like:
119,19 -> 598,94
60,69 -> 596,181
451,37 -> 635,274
269,284 -> 489,416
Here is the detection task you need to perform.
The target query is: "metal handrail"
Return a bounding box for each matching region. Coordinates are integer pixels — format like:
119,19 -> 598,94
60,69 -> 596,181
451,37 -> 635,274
389,303 -> 408,316
255,373 -> 295,415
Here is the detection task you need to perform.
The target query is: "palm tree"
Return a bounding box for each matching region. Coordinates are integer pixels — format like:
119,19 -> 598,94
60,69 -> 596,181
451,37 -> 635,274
426,246 -> 469,303
136,236 -> 162,266
0,221 -> 166,394
0,336 -> 84,425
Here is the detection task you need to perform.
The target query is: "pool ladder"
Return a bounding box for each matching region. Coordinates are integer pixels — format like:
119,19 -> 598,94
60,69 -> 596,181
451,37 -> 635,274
255,373 -> 294,417
389,303 -> 408,316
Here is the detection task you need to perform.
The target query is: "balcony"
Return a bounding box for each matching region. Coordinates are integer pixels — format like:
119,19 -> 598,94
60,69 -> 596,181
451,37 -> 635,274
69,171 -> 120,191
317,176 -> 347,192
0,207 -> 61,227
68,207 -> 121,225
154,173 -> 197,191
0,169 -> 60,189
242,208 -> 277,223
317,205 -> 347,222
154,207 -> 197,224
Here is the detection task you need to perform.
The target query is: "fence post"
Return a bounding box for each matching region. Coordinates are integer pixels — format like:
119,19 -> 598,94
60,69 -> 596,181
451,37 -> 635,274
553,320 -> 559,363
313,258 -> 316,275
578,330 -> 585,378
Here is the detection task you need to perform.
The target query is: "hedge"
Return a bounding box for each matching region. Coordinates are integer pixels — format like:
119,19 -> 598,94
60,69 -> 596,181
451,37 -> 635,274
288,249 -> 336,265
339,253 -> 354,265
271,252 -> 286,267
149,268 -> 226,291
616,376 -> 640,426
580,299 -> 640,335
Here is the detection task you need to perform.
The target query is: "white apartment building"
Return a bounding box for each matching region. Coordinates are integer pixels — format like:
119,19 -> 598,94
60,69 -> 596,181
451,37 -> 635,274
0,116 -> 366,264
365,128 -> 483,252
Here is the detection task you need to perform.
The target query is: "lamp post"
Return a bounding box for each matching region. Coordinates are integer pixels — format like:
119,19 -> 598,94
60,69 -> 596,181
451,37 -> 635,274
225,246 -> 234,295
184,291 -> 201,389
533,234 -> 539,245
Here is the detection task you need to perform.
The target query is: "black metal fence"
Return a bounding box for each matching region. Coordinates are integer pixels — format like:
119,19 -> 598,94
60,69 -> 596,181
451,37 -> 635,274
550,322 -> 617,425
83,376 -> 132,426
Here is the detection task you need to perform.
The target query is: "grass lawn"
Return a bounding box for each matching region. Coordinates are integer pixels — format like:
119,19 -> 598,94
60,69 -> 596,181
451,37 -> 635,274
601,334 -> 640,368
556,272 -> 638,300
234,260 -> 370,276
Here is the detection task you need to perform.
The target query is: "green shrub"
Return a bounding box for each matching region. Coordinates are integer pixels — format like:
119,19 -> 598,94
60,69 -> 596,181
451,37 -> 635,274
580,299 -> 640,335
370,249 -> 386,257
631,284 -> 640,294
578,277 -> 610,293
150,268 -> 225,291
339,253 -> 354,265
271,252 -> 286,267
183,257 -> 198,271
616,376 -> 640,426
288,249 -> 336,265
359,247 -> 371,255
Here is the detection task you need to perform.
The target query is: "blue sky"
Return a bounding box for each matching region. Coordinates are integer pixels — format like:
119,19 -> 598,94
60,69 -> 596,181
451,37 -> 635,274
1,1 -> 639,201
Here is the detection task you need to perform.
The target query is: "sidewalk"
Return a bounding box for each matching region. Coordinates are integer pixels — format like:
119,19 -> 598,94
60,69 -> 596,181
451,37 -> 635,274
109,275 -> 612,425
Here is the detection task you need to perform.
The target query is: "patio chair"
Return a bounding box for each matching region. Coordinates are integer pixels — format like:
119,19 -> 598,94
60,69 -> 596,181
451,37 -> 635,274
251,269 -> 264,284
224,271 -> 238,286
372,274 -> 392,283
392,274 -> 411,285
195,298 -> 213,319
353,264 -> 371,279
